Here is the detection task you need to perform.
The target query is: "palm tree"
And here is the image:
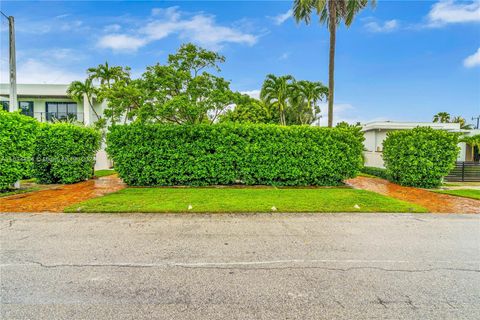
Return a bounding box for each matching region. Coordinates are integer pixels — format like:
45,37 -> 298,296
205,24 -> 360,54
87,61 -> 130,88
67,78 -> 101,120
293,0 -> 376,127
451,116 -> 474,130
433,112 -> 451,123
260,74 -> 295,125
295,80 -> 328,124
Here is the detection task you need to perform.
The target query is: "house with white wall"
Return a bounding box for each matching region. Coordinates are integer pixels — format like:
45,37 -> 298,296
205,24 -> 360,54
0,83 -> 111,170
362,121 -> 480,168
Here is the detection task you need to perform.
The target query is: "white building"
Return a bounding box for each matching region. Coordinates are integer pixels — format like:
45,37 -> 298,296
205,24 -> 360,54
0,83 -> 111,170
362,121 -> 480,168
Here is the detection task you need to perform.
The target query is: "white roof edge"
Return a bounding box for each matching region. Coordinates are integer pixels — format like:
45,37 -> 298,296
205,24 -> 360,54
0,83 -> 71,97
362,121 -> 461,131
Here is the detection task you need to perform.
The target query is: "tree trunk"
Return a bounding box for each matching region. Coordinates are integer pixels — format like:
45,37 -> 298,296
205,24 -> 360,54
327,4 -> 336,128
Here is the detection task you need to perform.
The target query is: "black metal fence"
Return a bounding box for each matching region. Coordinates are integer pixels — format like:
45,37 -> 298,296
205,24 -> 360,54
22,112 -> 84,123
445,161 -> 480,182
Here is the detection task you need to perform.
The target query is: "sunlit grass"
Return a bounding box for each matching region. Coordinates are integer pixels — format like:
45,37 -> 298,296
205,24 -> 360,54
65,187 -> 427,213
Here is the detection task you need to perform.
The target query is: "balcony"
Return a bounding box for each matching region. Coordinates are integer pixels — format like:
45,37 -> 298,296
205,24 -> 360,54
23,112 -> 84,123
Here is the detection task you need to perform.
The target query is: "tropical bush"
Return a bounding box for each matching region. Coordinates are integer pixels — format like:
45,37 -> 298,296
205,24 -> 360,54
360,166 -> 389,180
34,123 -> 101,184
383,127 -> 459,188
0,111 -> 38,191
107,123 -> 363,186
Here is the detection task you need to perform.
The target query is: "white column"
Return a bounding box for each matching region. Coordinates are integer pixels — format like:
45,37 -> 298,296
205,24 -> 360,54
83,93 -> 91,125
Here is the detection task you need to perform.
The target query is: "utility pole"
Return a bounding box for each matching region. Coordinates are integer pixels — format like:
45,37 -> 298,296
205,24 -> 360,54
8,15 -> 17,111
1,11 -> 17,111
472,115 -> 480,130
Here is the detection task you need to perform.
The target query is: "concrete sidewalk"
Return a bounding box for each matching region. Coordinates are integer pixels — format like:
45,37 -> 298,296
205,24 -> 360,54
1,213 -> 479,319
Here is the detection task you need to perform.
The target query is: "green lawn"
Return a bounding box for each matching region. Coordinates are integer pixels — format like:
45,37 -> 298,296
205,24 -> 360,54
65,187 -> 427,213
94,169 -> 117,178
434,189 -> 480,201
0,187 -> 40,198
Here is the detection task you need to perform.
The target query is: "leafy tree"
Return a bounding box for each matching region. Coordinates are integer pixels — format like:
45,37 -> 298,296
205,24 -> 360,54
219,95 -> 276,124
260,74 -> 295,125
167,43 -> 225,76
433,112 -> 451,123
293,0 -> 376,127
99,43 -> 237,125
101,79 -> 146,124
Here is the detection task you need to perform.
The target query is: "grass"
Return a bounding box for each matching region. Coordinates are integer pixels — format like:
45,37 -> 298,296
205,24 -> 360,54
434,189 -> 480,201
0,187 -> 41,198
442,182 -> 480,187
65,187 -> 427,213
94,169 -> 117,178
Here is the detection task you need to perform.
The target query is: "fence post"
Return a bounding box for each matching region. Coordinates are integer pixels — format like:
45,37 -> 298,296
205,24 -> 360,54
462,162 -> 465,182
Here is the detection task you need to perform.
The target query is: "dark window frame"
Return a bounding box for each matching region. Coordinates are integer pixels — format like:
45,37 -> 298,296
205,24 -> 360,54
1,101 -> 9,111
18,101 -> 34,116
45,101 -> 78,121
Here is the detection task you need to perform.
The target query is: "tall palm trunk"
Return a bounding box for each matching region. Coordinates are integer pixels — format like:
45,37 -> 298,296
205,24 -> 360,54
280,104 -> 286,125
327,2 -> 336,128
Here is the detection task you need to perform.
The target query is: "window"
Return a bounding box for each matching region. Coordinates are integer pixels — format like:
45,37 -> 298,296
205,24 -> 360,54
1,101 -> 34,116
19,101 -> 34,116
46,102 -> 77,121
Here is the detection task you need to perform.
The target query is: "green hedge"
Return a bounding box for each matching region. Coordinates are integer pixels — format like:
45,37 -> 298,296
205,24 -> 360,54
34,123 -> 101,184
107,123 -> 364,186
383,127 -> 459,188
0,111 -> 38,191
360,166 -> 389,180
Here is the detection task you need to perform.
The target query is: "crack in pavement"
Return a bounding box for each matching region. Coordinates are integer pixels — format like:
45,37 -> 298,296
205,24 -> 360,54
4,260 -> 479,273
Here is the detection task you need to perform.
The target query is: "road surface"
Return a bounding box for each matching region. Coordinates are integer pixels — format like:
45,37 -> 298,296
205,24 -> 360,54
1,212 -> 479,319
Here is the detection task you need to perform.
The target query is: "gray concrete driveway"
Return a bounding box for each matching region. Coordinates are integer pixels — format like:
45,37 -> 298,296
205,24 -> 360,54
1,213 -> 479,319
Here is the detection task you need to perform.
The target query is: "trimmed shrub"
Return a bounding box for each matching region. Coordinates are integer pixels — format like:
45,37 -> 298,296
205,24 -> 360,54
383,127 -> 459,188
34,123 -> 101,184
360,166 -> 389,180
0,111 -> 38,191
107,123 -> 364,186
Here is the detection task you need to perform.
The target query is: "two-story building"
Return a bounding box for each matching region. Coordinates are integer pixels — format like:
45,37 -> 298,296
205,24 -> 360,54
0,83 -> 111,170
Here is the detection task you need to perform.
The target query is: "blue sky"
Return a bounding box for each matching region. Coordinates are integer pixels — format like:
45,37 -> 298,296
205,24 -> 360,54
0,0 -> 479,125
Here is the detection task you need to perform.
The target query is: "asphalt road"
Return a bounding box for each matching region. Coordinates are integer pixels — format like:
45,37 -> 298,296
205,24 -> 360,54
1,213 -> 479,319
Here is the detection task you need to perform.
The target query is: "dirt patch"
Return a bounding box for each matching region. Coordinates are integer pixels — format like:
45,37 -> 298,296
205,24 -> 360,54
0,175 -> 126,213
346,176 -> 480,214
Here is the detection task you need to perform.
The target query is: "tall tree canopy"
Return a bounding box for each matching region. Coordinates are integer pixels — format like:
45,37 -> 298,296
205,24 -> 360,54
293,0 -> 375,127
96,43 -> 239,125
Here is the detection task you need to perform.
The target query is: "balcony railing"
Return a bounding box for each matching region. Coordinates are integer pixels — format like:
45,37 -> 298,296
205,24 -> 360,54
22,112 -> 84,123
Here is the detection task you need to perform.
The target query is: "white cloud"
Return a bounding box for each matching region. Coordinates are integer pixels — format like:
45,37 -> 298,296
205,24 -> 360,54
12,15 -> 87,35
241,89 -> 261,100
98,7 -> 258,52
103,24 -> 121,33
427,0 -> 480,27
464,48 -> 480,68
364,20 -> 399,33
0,58 -> 83,84
97,34 -> 148,52
270,9 -> 293,25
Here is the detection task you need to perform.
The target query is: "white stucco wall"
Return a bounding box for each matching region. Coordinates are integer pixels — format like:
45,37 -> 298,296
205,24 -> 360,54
363,151 -> 385,168
362,125 -> 473,168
